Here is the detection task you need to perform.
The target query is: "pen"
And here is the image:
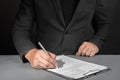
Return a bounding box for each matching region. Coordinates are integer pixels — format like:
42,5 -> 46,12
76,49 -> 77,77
38,42 -> 58,69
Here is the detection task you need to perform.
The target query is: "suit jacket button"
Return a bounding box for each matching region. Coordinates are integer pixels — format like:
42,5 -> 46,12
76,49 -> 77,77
64,31 -> 68,34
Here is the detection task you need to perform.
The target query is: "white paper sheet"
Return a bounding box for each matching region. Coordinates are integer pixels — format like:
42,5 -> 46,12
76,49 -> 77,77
47,55 -> 108,79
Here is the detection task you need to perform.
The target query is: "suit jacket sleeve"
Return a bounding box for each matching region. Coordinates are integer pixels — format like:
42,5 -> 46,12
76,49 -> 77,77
12,0 -> 37,62
89,0 -> 110,50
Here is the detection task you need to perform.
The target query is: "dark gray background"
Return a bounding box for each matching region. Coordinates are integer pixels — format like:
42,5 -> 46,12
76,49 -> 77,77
0,0 -> 120,55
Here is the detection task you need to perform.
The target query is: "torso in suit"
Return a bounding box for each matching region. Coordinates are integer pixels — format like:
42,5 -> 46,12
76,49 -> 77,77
13,0 -> 109,62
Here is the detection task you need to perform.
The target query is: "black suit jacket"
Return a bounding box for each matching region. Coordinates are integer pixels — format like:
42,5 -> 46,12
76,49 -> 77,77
13,0 -> 109,62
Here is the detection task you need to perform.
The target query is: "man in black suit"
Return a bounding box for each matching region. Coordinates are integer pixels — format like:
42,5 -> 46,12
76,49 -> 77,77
13,0 -> 109,69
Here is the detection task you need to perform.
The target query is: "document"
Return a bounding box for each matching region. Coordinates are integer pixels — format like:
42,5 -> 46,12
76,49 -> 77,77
47,55 -> 108,79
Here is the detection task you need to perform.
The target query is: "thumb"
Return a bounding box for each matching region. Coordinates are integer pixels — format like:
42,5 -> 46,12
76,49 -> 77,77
49,52 -> 58,65
76,49 -> 82,56
49,52 -> 56,59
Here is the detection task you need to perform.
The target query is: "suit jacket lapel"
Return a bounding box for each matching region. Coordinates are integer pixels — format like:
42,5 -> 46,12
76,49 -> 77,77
51,0 -> 65,26
51,0 -> 84,31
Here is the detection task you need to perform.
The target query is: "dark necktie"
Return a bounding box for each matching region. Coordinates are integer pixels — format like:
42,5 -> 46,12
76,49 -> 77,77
60,0 -> 79,26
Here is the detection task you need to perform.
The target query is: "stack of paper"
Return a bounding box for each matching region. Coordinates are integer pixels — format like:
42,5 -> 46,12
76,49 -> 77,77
48,55 -> 108,79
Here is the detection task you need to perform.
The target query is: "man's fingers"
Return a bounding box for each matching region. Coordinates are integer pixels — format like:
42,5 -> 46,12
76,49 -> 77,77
31,59 -> 43,69
76,41 -> 99,57
38,50 -> 50,60
38,51 -> 54,63
34,51 -> 55,68
27,49 -> 58,69
76,49 -> 82,56
76,42 -> 87,56
32,57 -> 55,69
85,49 -> 92,56
32,65 -> 43,69
42,53 -> 57,66
81,46 -> 89,56
49,52 -> 56,59
38,55 -> 55,68
82,45 -> 93,56
80,42 -> 87,50
49,52 -> 57,65
90,51 -> 96,57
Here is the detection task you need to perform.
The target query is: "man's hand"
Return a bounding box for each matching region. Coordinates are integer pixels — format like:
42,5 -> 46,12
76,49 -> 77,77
76,42 -> 99,57
25,49 -> 57,69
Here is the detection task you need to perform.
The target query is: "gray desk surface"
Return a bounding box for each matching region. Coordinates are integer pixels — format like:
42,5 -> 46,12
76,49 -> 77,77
0,55 -> 120,80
